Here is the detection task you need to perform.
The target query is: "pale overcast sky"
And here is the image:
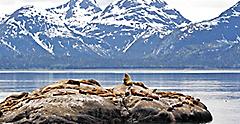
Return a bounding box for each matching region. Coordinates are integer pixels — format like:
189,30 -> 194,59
0,0 -> 239,22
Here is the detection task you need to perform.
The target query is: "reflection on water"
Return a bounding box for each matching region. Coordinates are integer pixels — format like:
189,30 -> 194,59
0,72 -> 240,124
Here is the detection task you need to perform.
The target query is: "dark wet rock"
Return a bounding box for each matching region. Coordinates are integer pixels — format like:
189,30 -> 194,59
0,74 -> 213,123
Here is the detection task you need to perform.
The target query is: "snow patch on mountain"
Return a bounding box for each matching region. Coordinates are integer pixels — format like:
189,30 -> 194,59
122,31 -> 145,53
89,0 -> 190,44
78,0 -> 191,57
30,32 -> 54,55
0,39 -> 20,54
48,0 -> 102,27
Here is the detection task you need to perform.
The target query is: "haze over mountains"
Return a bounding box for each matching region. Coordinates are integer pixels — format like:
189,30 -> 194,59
0,0 -> 239,69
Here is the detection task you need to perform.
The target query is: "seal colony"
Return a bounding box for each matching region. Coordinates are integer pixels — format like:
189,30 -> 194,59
0,74 -> 213,123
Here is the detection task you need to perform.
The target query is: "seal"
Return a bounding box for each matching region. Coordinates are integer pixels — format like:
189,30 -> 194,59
88,79 -> 101,87
112,74 -> 133,96
130,89 -> 145,97
79,79 -> 101,87
112,85 -> 128,96
0,92 -> 29,112
133,82 -> 148,89
152,89 -> 157,93
3,92 -> 28,101
123,73 -> 133,86
182,100 -> 195,107
40,83 -> 65,93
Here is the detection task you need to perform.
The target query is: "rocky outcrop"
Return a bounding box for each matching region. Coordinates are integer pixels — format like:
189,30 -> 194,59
0,74 -> 213,123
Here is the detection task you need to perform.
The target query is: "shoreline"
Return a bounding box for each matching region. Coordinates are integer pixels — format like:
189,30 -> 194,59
1,69 -> 240,74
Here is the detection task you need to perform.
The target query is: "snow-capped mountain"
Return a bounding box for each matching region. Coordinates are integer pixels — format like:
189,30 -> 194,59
0,0 -> 239,69
0,0 -> 121,68
81,0 -> 190,58
0,3 -> 110,68
151,1 -> 240,68
47,0 -> 102,27
0,5 -> 77,55
96,0 -> 189,30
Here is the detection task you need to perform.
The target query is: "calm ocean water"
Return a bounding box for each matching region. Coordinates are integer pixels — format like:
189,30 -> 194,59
0,70 -> 240,124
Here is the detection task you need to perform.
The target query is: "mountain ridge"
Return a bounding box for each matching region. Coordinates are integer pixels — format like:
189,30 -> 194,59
81,0 -> 190,58
0,0 -> 239,69
149,1 -> 240,68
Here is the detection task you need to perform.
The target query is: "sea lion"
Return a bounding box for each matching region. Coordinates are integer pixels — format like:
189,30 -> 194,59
3,92 -> 28,101
95,88 -> 108,95
127,85 -> 160,100
185,95 -> 193,100
27,95 -> 46,100
78,86 -> 109,96
79,89 -> 88,95
141,97 -> 153,101
130,89 -> 145,97
88,79 -> 101,87
182,100 -> 195,107
133,82 -> 148,89
138,89 -> 160,100
0,92 -> 29,112
147,93 -> 159,100
155,91 -> 166,96
172,92 -> 185,97
40,83 -> 65,93
99,93 -> 116,97
158,92 -> 181,99
123,73 -> 133,86
192,99 -> 199,105
64,84 -> 81,90
113,82 -> 129,96
192,99 -> 207,109
52,89 -> 80,96
106,89 -> 114,93
31,89 -> 42,96
170,95 -> 180,99
79,79 -> 101,87
65,80 -> 81,86
152,89 -> 157,93
172,102 -> 183,108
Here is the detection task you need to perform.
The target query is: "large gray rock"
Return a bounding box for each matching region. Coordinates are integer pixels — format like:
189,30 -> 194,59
0,74 -> 212,123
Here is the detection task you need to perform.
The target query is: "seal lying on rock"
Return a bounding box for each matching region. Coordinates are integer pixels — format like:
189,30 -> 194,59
0,74 -> 213,124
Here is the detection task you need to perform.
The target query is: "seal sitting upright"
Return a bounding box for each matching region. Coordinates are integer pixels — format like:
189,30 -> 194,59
112,73 -> 133,96
123,73 -> 133,86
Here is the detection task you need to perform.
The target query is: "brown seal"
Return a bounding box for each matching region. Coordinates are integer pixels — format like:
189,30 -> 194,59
133,82 -> 148,89
3,92 -> 28,101
79,79 -> 101,87
123,73 -> 133,86
65,80 -> 81,86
